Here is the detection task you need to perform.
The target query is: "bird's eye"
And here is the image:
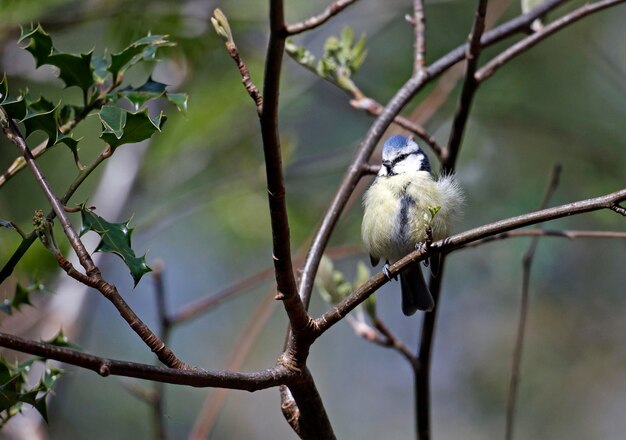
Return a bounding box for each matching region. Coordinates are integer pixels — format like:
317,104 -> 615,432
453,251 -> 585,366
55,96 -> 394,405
394,153 -> 410,163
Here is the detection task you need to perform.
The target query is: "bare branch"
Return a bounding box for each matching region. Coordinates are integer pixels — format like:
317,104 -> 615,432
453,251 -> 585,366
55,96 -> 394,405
413,0 -> 427,73
460,229 -> 626,248
189,291 -> 277,438
350,97 -> 444,159
444,0 -> 488,166
373,318 -> 420,370
0,332 -> 291,390
168,267 -> 275,325
212,9 -> 263,114
259,0 -> 312,335
286,0 -> 360,35
506,164 -> 561,440
476,0 -> 626,82
0,146 -> 111,283
315,187 -> 626,334
151,262 -> 170,440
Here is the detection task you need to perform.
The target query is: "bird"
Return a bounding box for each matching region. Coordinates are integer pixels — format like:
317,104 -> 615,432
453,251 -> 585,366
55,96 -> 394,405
361,134 -> 463,315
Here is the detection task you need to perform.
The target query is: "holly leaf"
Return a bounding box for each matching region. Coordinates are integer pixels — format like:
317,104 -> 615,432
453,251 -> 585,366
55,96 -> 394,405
46,51 -> 94,91
99,106 -> 166,150
43,329 -> 81,351
0,75 -> 27,121
91,55 -> 109,84
0,357 -> 62,425
21,97 -> 57,144
18,24 -> 53,68
1,282 -> 45,315
79,206 -> 151,286
166,92 -> 188,115
115,77 -> 166,111
19,24 -> 95,92
109,34 -> 174,82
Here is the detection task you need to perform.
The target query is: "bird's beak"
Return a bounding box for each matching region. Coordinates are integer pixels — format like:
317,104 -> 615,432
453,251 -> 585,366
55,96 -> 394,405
381,160 -> 393,175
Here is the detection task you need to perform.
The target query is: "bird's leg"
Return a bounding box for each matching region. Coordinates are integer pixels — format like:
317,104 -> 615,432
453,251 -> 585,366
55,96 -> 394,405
418,225 -> 434,267
383,260 -> 397,281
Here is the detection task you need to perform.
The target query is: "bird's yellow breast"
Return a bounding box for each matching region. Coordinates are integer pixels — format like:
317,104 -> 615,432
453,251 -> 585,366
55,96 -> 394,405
361,171 -> 452,261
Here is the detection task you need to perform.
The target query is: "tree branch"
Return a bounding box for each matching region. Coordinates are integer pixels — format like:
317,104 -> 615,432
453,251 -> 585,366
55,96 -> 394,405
314,187 -> 626,335
350,97 -> 444,159
285,0 -> 360,35
259,0 -> 312,335
476,0 -> 626,82
212,9 -> 263,114
413,0 -> 427,73
506,165 -> 561,440
444,0 -> 488,166
0,332 -> 291,390
417,2 -> 488,438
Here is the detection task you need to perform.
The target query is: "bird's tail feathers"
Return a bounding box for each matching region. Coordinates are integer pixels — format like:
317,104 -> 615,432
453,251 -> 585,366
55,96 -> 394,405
400,264 -> 434,315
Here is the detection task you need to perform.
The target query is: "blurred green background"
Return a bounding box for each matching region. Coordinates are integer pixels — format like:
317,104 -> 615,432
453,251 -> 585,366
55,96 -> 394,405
0,0 -> 625,438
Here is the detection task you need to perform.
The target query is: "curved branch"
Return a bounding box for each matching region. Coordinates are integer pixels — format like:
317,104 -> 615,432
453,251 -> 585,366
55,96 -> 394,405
0,332 -> 290,390
314,187 -> 626,335
260,0 -> 311,333
286,0 -> 360,36
476,0 -> 626,82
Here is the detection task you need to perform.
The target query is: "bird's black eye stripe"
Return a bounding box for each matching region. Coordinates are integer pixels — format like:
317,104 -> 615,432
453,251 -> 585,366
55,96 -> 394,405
392,152 -> 413,164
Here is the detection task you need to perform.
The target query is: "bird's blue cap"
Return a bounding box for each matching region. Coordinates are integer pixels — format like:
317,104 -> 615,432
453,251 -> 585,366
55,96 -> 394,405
383,134 -> 411,151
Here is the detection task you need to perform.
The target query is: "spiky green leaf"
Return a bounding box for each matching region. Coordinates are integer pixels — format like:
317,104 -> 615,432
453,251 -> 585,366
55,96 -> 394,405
47,51 -> 94,90
80,206 -> 151,285
44,329 -> 81,351
165,92 -> 188,115
19,24 -> 53,67
115,77 -> 166,111
99,106 -> 166,149
91,55 -> 109,84
19,25 -> 95,92
1,282 -> 45,315
109,34 -> 174,82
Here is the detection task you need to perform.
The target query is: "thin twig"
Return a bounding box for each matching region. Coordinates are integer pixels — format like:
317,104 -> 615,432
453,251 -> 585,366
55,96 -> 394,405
212,9 -> 263,114
0,146 -> 112,283
506,165 -> 561,440
285,0 -> 360,35
413,0 -> 427,73
168,267 -> 275,325
1,108 -> 97,274
152,262 -> 170,440
444,0 -> 488,166
476,0 -> 626,82
418,2 -> 488,437
460,229 -> 626,248
350,97 -> 444,159
189,290 -> 277,439
373,318 -> 420,370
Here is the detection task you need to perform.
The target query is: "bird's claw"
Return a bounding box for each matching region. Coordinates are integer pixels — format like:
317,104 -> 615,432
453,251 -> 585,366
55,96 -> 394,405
415,242 -> 429,267
383,263 -> 397,281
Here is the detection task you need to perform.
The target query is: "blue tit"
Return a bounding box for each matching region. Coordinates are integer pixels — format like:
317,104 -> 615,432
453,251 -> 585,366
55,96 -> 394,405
361,135 -> 463,315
